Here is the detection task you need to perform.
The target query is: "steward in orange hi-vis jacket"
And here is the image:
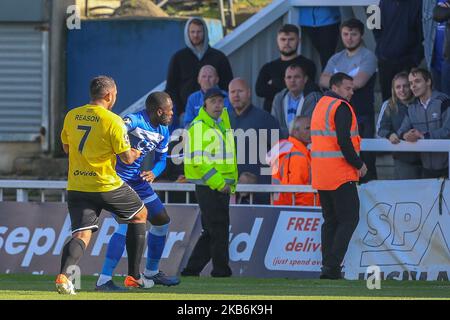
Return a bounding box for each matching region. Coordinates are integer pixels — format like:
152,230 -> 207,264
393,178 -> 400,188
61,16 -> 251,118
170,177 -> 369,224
310,72 -> 367,280
267,117 -> 319,206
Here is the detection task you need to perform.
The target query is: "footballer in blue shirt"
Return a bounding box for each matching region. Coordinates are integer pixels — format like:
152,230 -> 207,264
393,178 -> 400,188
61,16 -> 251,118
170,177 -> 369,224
96,91 -> 180,291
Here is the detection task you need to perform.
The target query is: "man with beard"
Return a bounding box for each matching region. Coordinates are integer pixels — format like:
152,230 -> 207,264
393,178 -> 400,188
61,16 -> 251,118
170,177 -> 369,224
320,18 -> 378,182
166,18 -> 233,117
56,76 -> 150,294
95,91 -> 181,291
256,24 -> 317,113
311,72 -> 367,279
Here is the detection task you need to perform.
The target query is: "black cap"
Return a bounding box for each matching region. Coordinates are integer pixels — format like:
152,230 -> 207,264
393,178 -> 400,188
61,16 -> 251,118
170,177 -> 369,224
204,87 -> 225,101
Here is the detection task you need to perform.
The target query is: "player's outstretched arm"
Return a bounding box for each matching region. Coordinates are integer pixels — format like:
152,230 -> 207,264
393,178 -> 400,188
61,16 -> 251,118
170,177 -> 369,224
118,148 -> 141,165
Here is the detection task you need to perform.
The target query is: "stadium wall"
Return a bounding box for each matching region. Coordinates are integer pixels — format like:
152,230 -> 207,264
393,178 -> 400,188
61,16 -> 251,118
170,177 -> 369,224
66,18 -> 224,115
0,180 -> 449,281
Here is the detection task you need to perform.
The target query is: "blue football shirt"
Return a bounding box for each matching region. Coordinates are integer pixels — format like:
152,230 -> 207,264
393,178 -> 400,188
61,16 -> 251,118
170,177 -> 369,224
116,110 -> 169,181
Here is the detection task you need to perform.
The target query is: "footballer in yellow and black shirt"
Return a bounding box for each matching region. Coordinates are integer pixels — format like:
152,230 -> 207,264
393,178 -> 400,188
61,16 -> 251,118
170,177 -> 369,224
56,76 -> 152,295
61,104 -> 130,192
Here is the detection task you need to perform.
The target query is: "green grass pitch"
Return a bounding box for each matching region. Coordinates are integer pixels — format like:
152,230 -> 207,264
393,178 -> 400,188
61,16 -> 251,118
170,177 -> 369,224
0,274 -> 449,300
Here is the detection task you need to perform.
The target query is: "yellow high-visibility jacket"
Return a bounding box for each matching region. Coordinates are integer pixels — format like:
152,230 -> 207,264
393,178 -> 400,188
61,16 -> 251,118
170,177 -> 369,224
184,107 -> 238,192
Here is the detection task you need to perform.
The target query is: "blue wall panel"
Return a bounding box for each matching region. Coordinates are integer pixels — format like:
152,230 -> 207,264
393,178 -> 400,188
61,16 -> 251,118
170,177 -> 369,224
66,18 -> 223,115
0,0 -> 45,22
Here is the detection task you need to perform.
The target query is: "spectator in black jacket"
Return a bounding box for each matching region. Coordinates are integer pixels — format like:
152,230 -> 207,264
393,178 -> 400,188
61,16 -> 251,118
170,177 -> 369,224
255,24 -> 317,113
228,78 -> 281,204
433,0 -> 450,96
165,17 -> 233,117
374,0 -> 423,101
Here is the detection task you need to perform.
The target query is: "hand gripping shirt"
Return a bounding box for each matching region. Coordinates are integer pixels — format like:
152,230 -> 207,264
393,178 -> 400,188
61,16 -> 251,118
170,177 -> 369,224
115,110 -> 169,182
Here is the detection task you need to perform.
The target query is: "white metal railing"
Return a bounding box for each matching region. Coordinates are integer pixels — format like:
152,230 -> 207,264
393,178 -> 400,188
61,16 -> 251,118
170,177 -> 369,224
1,139 -> 449,203
362,139 -> 450,177
0,180 -> 315,205
0,180 -> 67,203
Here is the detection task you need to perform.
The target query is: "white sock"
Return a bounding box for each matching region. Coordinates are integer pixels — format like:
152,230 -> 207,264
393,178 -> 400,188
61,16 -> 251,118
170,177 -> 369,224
144,269 -> 158,277
97,274 -> 112,286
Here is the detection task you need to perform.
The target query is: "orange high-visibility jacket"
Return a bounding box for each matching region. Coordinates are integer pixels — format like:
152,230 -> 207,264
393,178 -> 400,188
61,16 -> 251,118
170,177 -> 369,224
267,136 -> 318,206
310,95 -> 361,190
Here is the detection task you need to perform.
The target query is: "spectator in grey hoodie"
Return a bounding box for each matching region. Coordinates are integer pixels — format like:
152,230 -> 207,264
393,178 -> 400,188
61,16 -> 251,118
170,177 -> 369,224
271,64 -> 322,138
398,68 -> 450,178
165,17 -> 233,117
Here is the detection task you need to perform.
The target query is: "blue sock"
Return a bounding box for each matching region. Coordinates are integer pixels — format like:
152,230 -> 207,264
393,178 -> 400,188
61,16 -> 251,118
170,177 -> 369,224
146,223 -> 169,272
101,224 -> 127,277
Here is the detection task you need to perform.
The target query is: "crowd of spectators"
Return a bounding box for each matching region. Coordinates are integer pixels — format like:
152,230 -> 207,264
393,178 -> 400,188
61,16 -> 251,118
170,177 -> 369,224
156,2 -> 450,202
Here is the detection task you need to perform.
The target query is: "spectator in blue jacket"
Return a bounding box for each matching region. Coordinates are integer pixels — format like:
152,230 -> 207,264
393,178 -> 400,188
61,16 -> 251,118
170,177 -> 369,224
298,6 -> 341,70
183,65 -> 231,127
433,0 -> 450,96
374,0 -> 423,101
423,0 -> 450,95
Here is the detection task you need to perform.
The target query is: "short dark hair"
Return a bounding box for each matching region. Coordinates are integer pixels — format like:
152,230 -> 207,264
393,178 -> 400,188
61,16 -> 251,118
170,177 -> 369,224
330,72 -> 354,88
286,63 -> 306,77
89,76 -> 116,100
341,18 -> 365,36
409,67 -> 433,87
278,24 -> 299,36
145,91 -> 171,114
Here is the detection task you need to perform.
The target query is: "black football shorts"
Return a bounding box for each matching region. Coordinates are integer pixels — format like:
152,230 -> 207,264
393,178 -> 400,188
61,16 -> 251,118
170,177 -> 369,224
67,182 -> 144,233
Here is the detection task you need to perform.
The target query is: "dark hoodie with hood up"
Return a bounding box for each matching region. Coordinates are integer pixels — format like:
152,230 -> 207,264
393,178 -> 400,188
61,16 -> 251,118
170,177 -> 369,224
165,17 -> 233,115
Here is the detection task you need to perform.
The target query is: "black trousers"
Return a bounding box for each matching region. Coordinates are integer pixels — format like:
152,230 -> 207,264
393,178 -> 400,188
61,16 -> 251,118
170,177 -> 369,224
184,185 -> 232,276
358,115 -> 378,183
318,181 -> 360,270
302,23 -> 340,70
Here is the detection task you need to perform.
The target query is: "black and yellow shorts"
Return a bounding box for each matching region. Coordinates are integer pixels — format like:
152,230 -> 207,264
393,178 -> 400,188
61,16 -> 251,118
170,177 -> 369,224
67,183 -> 144,234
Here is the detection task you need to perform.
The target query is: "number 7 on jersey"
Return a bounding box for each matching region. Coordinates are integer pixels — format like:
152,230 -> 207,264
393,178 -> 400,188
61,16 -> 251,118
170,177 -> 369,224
77,125 -> 91,153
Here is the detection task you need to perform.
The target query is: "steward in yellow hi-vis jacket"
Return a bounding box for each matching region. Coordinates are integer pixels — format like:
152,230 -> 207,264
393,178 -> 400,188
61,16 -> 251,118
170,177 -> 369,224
184,91 -> 238,193
182,87 -> 237,277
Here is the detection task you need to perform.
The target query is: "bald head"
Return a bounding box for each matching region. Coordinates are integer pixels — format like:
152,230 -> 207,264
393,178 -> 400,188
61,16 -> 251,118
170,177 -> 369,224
228,78 -> 251,114
199,65 -> 217,77
198,65 -> 219,92
229,78 -> 249,90
291,116 -> 311,145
